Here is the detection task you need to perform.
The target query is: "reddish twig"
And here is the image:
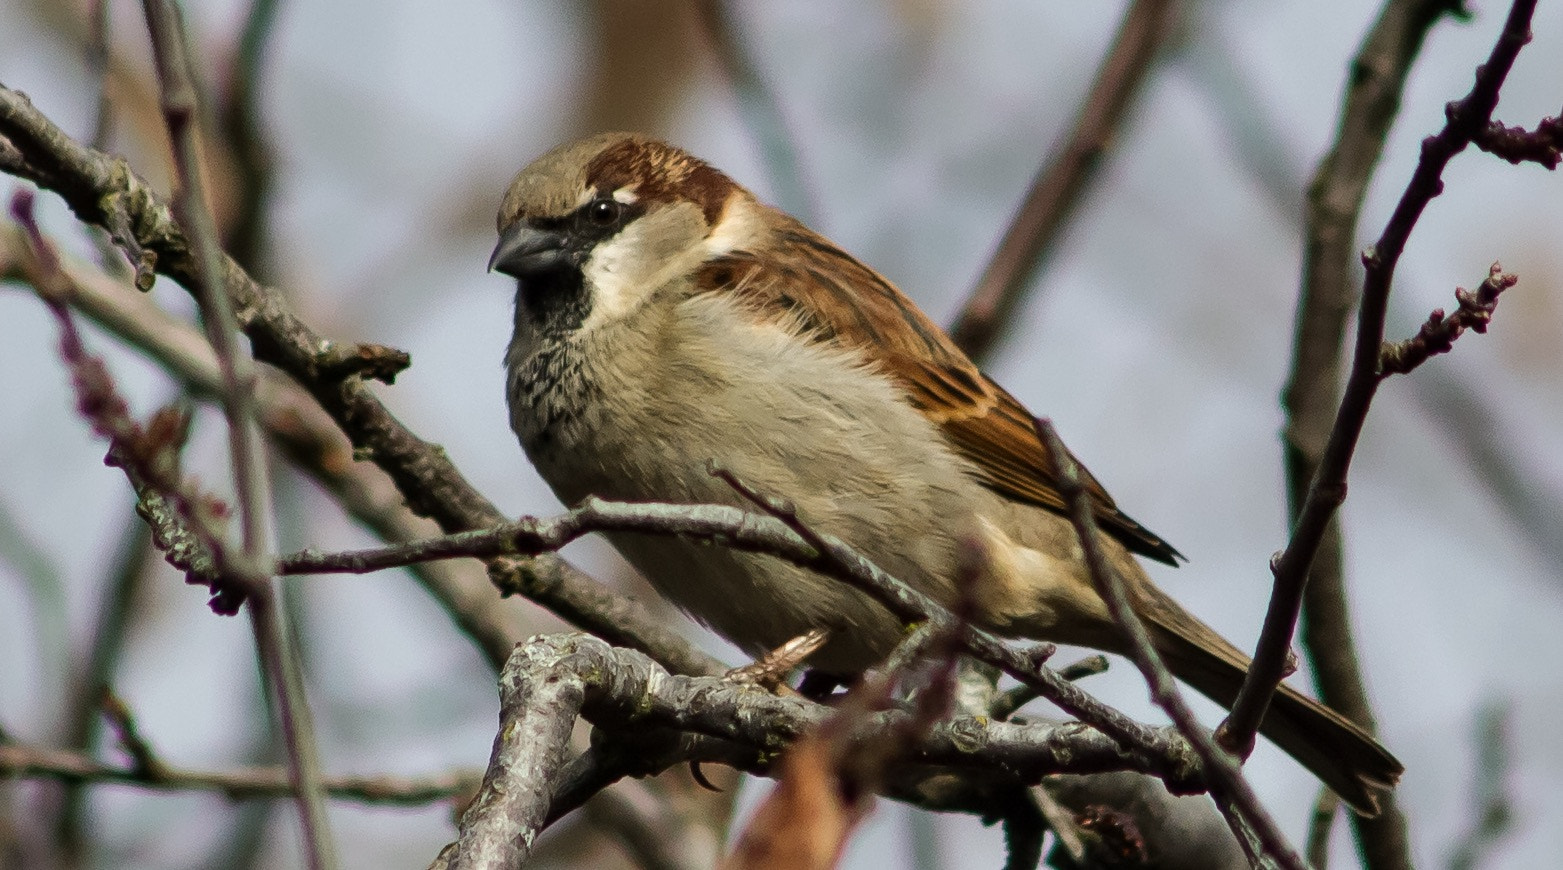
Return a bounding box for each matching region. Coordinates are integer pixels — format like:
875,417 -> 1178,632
949,0 -> 1181,359
1225,0 -> 1535,765
1378,263 -> 1516,377
10,191 -> 235,596
1474,111 -> 1563,168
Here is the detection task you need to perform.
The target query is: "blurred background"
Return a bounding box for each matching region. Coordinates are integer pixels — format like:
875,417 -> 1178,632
2,0 -> 1561,867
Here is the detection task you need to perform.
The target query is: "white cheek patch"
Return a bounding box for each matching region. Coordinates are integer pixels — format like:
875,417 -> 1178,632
579,231 -> 646,330
577,199 -> 707,334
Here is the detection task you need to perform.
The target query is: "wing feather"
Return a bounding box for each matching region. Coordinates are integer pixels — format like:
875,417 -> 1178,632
695,214 -> 1182,565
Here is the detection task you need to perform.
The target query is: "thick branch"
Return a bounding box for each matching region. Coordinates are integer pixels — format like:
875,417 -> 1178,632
440,634 -> 1201,868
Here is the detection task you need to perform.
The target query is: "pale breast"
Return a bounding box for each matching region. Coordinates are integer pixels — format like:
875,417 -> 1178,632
506,291 -> 990,670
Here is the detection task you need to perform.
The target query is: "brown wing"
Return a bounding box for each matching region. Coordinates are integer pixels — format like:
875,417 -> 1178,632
695,214 -> 1182,565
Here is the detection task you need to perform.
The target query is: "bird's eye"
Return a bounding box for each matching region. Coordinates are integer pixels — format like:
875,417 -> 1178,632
585,198 -> 620,227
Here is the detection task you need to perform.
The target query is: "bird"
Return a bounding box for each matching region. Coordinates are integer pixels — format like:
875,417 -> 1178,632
488,132 -> 1402,814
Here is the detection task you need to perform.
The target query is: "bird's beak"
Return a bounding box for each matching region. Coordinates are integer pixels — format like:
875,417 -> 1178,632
489,223 -> 569,278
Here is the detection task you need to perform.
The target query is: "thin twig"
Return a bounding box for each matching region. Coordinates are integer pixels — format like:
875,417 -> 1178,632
990,655 -> 1109,721
1257,1 -> 1469,865
10,192 -> 233,585
1225,0 -> 1535,762
1377,263 -> 1515,377
139,2 -> 331,866
1035,418 -> 1305,870
1473,109 -> 1563,168
139,0 -> 272,593
948,0 -> 1181,359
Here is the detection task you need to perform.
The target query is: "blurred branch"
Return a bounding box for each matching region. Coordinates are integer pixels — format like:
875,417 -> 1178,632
217,0 -> 282,273
0,496 -> 69,710
1045,772 -> 1249,869
1035,419 -> 1294,869
0,79 -> 726,680
85,0 -> 113,151
693,0 -> 814,221
52,516 -> 151,868
1225,0 -> 1534,811
1306,788 -> 1341,870
949,0 -> 1181,360
584,783 -> 712,870
1446,701 -> 1515,870
0,740 -> 479,805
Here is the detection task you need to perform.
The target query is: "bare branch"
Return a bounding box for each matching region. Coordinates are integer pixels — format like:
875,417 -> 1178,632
281,491 -> 1205,785
440,634 -> 1207,868
1377,263 -> 1516,377
1278,1 -> 1472,865
990,655 -> 1110,722
444,642 -> 587,870
0,231 -> 527,671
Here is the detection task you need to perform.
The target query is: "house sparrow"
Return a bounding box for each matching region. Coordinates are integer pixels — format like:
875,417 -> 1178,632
490,132 -> 1402,814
